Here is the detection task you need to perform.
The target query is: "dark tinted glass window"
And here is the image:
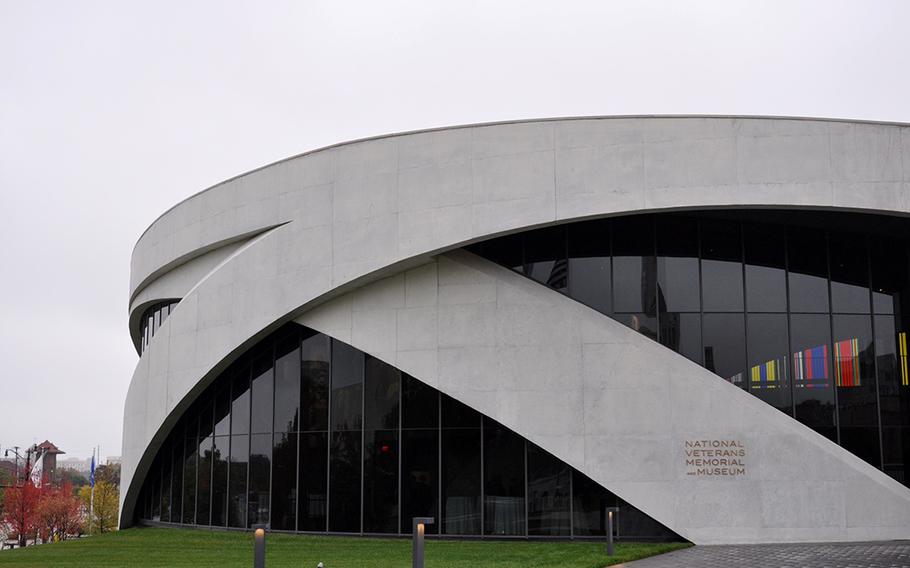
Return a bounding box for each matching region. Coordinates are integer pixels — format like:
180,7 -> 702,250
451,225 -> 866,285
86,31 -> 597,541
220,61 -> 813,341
833,314 -> 877,426
743,223 -> 787,312
612,216 -> 656,314
703,313 -> 746,387
170,443 -> 183,523
659,312 -> 701,364
331,341 -> 363,431
196,432 -> 212,525
441,394 -> 481,428
788,227 -> 829,313
402,375 -> 438,429
441,427 -> 481,534
160,454 -> 170,522
248,433 -> 271,526
328,431 -> 361,532
746,314 -> 791,414
364,356 -> 400,431
401,429 -> 438,534
271,431 -> 297,530
523,226 -> 567,292
882,427 -> 910,485
567,220 -> 611,314
250,353 -> 273,435
182,427 -> 197,524
656,216 -> 700,312
527,444 -> 570,536
211,436 -> 228,526
829,232 -> 870,313
871,236 -> 909,315
572,470 -> 615,536
228,434 -> 248,528
231,368 -> 250,436
701,219 -> 744,312
274,334 -> 300,433
614,312 -> 658,341
363,430 -> 398,533
475,233 -> 522,271
875,315 -> 910,428
483,419 -> 525,536
301,332 -> 330,431
790,313 -> 835,439
298,432 -> 328,531
214,387 -> 230,437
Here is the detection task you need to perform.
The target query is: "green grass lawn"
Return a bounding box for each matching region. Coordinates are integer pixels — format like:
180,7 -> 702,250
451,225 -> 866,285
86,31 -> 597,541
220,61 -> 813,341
0,527 -> 690,568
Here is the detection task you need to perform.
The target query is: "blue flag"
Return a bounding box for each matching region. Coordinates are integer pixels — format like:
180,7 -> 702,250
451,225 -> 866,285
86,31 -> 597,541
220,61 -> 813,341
90,454 -> 96,488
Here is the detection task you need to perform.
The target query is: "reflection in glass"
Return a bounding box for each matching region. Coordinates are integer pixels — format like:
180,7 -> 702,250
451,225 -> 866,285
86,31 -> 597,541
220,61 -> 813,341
329,431 -> 361,532
231,369 -> 250,436
829,231 -> 870,313
441,428 -> 481,535
659,312 -> 701,364
211,436 -> 228,526
228,434 -> 248,528
364,356 -> 400,431
196,433 -> 212,526
744,223 -> 787,312
703,314 -> 746,387
271,432 -> 297,530
790,313 -> 835,439
527,444 -> 570,536
523,226 -> 567,292
788,227 -> 829,313
298,432 -> 328,531
568,220 -> 612,314
331,341 -> 363,431
615,313 -> 658,341
483,419 -> 525,536
301,332 -> 330,432
746,314 -> 791,414
274,334 -> 300,433
656,216 -> 700,312
613,216 -> 656,314
182,427 -> 197,524
701,219 -> 744,312
251,353 -> 273,435
572,470 -> 613,536
363,430 -> 398,533
248,433 -> 271,527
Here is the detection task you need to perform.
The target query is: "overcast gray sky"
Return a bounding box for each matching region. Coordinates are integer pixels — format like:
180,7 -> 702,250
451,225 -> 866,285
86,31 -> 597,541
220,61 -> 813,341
1,0 -> 909,462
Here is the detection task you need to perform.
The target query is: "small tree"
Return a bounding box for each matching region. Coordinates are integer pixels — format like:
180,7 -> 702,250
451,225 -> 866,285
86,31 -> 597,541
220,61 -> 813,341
2,482 -> 40,546
35,482 -> 83,542
79,481 -> 119,534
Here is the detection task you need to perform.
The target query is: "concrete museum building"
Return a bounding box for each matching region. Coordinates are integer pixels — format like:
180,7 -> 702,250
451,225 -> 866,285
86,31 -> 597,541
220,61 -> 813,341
122,116 -> 910,544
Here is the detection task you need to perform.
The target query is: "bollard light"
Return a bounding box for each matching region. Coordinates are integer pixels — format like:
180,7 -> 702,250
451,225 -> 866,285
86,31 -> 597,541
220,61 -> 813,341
412,517 -> 435,568
605,507 -> 619,556
252,524 -> 267,568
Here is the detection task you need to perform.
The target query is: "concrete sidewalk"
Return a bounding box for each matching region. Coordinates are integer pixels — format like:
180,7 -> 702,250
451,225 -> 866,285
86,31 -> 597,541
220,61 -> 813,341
617,541 -> 910,568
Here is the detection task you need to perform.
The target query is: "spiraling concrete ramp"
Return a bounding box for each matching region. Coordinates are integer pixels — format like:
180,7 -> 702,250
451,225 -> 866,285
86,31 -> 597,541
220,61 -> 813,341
121,116 -> 910,543
297,251 -> 910,544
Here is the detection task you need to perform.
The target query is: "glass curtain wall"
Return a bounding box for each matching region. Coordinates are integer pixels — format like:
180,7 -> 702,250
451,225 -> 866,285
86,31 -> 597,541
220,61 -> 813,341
137,323 -> 677,540
469,210 -> 910,485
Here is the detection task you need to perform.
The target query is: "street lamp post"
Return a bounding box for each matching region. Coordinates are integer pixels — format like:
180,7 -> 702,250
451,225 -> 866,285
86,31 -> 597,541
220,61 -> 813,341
252,524 -> 266,568
605,506 -> 619,556
412,517 -> 434,568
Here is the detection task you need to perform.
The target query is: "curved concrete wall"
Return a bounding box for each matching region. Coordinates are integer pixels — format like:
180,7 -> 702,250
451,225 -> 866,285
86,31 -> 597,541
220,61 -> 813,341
122,116 -> 910,543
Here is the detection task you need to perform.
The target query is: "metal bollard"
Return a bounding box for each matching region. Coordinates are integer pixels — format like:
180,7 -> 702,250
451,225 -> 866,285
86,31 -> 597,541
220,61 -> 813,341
252,524 -> 266,568
605,507 -> 619,556
412,517 -> 435,568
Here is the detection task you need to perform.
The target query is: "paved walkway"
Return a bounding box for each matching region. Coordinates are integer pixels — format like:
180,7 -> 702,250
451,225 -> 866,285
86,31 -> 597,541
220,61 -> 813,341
618,541 -> 910,568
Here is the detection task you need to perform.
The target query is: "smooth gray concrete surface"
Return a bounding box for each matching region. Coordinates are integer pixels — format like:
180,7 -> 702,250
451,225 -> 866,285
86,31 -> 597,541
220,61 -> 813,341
617,541 -> 910,568
122,116 -> 910,544
295,251 -> 910,545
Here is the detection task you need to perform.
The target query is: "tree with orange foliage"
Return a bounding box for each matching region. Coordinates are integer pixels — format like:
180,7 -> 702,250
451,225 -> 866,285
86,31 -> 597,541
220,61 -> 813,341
1,482 -> 40,547
35,481 -> 83,542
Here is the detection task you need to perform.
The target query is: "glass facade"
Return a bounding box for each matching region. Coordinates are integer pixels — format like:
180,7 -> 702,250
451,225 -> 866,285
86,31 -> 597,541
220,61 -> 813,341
138,300 -> 180,355
136,323 -> 676,540
469,210 -> 910,487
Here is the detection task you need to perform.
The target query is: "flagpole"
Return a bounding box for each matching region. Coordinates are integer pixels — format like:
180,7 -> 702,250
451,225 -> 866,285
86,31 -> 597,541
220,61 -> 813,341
89,447 -> 95,536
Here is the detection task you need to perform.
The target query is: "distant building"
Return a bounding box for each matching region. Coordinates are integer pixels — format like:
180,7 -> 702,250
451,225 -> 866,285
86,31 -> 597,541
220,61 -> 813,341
106,456 -> 122,466
35,440 -> 64,475
58,457 -> 91,473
